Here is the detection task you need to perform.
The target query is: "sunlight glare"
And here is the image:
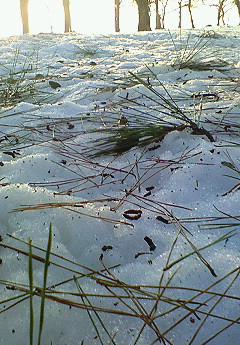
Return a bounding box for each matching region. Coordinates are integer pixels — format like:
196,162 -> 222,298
71,0 -> 115,34
0,0 -> 22,37
0,0 -> 239,38
29,0 -> 63,34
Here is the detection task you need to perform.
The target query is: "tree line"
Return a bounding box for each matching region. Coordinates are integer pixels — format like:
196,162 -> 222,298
20,0 -> 240,35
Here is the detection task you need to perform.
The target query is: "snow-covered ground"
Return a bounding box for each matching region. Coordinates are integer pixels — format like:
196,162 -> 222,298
0,27 -> 239,345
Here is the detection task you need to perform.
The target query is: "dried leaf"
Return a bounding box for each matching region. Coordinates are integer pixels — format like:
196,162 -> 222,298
49,81 -> 61,89
156,215 -> 169,224
123,209 -> 142,220
102,245 -> 113,251
144,236 -> 156,251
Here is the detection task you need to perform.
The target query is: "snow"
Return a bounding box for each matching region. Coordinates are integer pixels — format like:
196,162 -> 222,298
0,27 -> 239,345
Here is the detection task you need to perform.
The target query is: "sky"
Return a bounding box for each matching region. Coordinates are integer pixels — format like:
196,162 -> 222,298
0,25 -> 239,345
0,0 -> 239,38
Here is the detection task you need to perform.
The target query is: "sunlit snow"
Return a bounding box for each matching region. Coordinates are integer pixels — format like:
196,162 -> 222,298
0,27 -> 239,345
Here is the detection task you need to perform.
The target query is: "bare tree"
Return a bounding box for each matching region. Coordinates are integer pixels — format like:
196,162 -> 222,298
217,0 -> 226,25
20,0 -> 29,34
187,0 -> 195,28
154,0 -> 169,29
63,0 -> 72,32
115,0 -> 121,32
135,0 -> 151,31
160,0 -> 169,29
177,0 -> 196,29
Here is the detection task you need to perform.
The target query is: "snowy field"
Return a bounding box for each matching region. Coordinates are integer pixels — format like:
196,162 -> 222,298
0,27 -> 239,345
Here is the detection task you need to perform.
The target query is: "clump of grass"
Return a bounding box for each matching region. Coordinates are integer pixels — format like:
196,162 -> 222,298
89,124 -> 186,156
0,47 -> 66,108
0,48 -> 39,106
169,31 -> 230,71
87,69 -> 214,157
0,73 -> 36,107
175,58 -> 230,71
197,29 -> 225,39
76,45 -> 99,57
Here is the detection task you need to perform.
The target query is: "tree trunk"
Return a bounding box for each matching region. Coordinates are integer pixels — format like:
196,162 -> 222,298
115,0 -> 120,32
63,0 -> 72,32
135,0 -> 151,31
178,0 -> 182,28
155,0 -> 161,29
20,0 -> 29,34
187,0 -> 195,29
161,0 -> 169,29
217,0 -> 225,26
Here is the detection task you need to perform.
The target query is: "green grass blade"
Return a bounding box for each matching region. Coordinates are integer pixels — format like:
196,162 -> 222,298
0,294 -> 30,313
187,268 -> 240,345
164,230 -> 237,271
28,238 -> 34,345
74,276 -> 118,345
38,222 -> 52,345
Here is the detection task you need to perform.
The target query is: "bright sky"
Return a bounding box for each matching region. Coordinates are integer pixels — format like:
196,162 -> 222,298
0,0 -> 239,38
